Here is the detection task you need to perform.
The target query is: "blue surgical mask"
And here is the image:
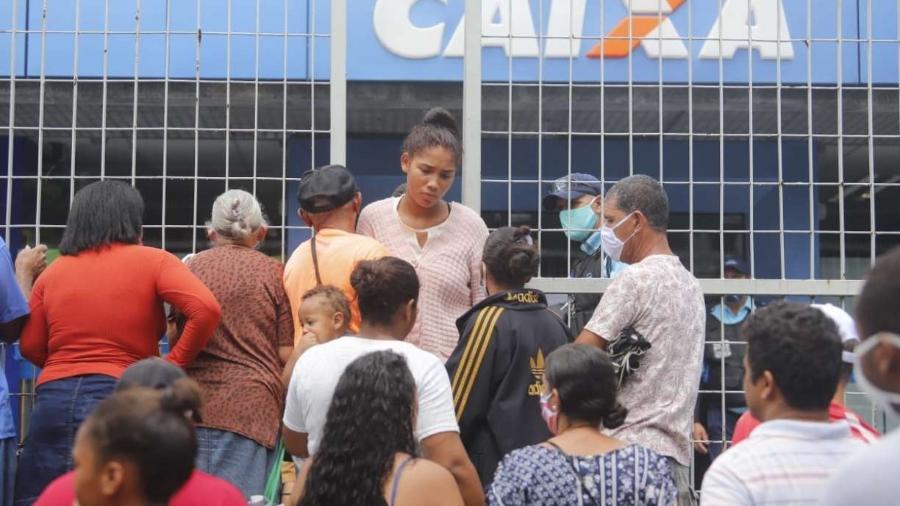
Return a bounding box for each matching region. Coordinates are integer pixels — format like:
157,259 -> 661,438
560,203 -> 597,243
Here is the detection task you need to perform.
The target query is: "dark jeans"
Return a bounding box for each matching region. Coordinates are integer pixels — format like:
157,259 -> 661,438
706,404 -> 742,460
14,374 -> 117,506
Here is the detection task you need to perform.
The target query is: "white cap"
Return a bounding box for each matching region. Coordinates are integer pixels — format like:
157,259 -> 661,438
811,303 -> 858,363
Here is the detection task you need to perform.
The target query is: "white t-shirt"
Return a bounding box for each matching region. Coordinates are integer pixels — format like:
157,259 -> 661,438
283,336 -> 459,455
584,254 -> 706,465
819,427 -> 900,506
701,419 -> 863,505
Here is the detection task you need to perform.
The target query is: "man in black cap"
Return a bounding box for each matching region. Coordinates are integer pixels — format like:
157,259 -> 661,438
542,173 -> 628,334
283,165 -> 387,345
693,256 -> 755,463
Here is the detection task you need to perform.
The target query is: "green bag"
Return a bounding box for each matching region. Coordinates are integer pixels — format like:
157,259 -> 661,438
263,439 -> 286,505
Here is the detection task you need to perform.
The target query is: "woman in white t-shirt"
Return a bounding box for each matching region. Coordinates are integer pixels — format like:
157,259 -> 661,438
282,257 -> 483,504
290,350 -> 463,506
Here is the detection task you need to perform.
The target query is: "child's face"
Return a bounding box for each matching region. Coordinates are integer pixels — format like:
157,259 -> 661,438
299,297 -> 344,344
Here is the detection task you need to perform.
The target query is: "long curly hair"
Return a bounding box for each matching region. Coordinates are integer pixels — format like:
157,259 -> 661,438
299,350 -> 417,506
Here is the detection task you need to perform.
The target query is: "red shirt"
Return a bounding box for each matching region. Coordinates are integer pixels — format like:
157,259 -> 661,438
34,469 -> 246,506
20,244 -> 221,385
731,402 -> 881,445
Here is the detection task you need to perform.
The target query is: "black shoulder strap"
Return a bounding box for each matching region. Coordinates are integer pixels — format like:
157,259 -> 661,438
310,231 -> 323,286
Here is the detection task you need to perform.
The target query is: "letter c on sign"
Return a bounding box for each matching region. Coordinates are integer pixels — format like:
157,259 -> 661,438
373,0 -> 447,59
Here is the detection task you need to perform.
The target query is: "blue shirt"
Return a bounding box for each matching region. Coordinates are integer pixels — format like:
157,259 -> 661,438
0,237 -> 29,439
709,297 -> 754,325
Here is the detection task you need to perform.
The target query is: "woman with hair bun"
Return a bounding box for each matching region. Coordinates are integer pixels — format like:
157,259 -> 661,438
71,379 -> 203,506
177,189 -> 294,497
488,344 -> 677,505
445,226 -> 571,485
357,107 -> 489,362
282,257 -> 483,505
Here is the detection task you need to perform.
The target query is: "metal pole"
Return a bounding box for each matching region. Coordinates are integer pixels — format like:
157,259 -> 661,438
330,0 -> 346,165
462,0 -> 481,213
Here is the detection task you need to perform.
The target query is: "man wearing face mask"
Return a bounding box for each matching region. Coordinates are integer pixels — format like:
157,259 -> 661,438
542,174 -> 628,334
820,248 -> 900,506
575,174 -> 705,506
693,257 -> 754,461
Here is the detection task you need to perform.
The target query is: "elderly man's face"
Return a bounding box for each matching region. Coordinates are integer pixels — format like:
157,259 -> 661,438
602,196 -> 631,229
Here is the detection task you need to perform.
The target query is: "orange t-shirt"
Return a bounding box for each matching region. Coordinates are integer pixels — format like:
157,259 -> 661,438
20,244 -> 221,386
283,228 -> 387,344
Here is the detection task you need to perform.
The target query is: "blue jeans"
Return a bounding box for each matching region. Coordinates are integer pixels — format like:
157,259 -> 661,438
0,437 -> 14,506
14,375 -> 117,506
195,427 -> 276,499
706,405 -> 742,460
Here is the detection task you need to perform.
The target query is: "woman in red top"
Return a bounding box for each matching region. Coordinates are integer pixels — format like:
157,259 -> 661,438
15,181 -> 221,504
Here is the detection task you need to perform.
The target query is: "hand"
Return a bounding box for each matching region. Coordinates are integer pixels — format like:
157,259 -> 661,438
15,244 -> 48,279
693,422 -> 709,454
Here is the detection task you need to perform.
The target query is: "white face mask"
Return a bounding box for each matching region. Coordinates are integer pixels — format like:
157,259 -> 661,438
854,333 -> 900,419
599,212 -> 638,262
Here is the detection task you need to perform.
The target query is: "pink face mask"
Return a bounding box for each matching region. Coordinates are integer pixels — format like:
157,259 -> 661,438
540,391 -> 558,435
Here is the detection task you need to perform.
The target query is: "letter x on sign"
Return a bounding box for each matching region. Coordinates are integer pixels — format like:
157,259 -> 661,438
588,0 -> 686,59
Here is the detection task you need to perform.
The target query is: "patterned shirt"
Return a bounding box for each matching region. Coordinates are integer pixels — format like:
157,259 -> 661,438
584,255 -> 706,466
357,197 -> 489,361
185,245 -> 294,449
701,419 -> 864,505
488,444 -> 677,505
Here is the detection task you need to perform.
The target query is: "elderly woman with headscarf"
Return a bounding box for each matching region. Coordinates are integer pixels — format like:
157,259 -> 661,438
176,189 -> 294,498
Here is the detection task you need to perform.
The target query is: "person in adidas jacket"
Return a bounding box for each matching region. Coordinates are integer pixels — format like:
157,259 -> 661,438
446,226 -> 572,485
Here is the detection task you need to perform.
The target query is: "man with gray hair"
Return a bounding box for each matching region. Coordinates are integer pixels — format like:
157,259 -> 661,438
576,174 -> 705,505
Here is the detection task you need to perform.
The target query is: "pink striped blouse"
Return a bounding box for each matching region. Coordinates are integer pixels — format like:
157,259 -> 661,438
357,197 -> 488,361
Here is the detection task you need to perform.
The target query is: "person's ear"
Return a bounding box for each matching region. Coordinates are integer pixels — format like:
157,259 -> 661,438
405,299 -> 417,325
400,152 -> 412,175
299,209 -> 313,228
255,225 -> 268,243
332,311 -> 346,332
99,460 -> 125,497
760,370 -> 777,401
206,228 -> 217,242
352,192 -> 363,214
550,388 -> 561,411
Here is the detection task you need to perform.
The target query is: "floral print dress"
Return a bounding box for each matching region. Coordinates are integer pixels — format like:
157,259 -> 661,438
487,444 -> 677,506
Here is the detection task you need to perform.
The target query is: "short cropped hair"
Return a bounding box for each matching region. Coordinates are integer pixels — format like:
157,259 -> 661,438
744,301 -> 842,411
606,175 -> 669,232
301,285 -> 351,325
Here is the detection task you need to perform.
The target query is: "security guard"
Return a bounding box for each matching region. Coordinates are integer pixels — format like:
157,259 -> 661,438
542,173 -> 627,334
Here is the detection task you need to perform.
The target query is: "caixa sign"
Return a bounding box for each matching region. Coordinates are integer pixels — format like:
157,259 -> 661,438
374,0 -> 792,61
351,0 -> 880,84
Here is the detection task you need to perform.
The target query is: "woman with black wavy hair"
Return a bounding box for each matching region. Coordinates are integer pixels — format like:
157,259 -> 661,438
488,344 -> 677,505
291,350 -> 462,506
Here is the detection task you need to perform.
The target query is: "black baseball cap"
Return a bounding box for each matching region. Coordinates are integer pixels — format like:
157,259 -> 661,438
298,164 -> 359,213
542,173 -> 604,211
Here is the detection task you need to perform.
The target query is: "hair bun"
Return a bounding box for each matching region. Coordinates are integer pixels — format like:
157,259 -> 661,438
159,378 -> 202,416
422,107 -> 459,139
602,402 -> 628,430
